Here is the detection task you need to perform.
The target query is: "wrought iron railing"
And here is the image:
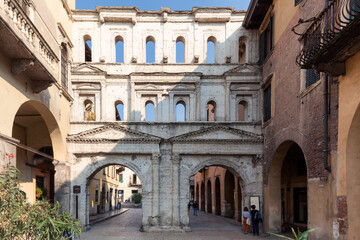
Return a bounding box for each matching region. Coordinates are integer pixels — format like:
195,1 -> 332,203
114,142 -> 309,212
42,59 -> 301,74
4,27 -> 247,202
296,0 -> 360,68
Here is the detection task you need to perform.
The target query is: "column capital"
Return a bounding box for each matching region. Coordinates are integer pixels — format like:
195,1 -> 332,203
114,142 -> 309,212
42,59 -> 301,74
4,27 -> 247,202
152,153 -> 161,164
172,154 -> 181,164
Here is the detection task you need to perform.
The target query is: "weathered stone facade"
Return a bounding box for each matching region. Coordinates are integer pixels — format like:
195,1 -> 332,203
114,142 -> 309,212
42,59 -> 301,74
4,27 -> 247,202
67,7 -> 264,231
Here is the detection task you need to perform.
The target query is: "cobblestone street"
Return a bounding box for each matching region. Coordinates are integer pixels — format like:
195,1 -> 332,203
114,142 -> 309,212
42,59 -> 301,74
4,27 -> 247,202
81,208 -> 279,240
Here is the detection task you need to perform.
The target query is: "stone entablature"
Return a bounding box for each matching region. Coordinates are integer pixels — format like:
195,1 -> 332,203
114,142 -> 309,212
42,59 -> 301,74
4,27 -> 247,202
72,7 -> 257,64
71,63 -> 261,122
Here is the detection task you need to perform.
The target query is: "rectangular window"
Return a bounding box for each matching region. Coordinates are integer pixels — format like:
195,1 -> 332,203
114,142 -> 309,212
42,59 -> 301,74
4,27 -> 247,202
111,167 -> 114,178
95,189 -> 99,203
259,15 -> 273,64
294,187 -> 307,223
103,168 -> 106,175
119,174 -> 123,183
305,69 -> 320,88
107,167 -> 109,176
132,174 -> 137,185
263,84 -> 271,122
295,0 -> 304,6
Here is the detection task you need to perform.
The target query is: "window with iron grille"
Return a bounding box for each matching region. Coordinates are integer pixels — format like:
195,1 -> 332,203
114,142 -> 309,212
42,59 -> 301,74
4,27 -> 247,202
61,44 -> 68,91
263,84 -> 271,122
295,0 -> 304,6
305,69 -> 320,88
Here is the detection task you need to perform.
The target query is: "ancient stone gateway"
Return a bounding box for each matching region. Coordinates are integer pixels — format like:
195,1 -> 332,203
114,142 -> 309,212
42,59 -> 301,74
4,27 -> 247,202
67,123 -> 263,231
65,7 -> 264,232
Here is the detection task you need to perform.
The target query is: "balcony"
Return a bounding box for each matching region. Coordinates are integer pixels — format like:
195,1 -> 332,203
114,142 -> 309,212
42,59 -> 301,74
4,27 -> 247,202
296,0 -> 360,76
0,0 -> 59,92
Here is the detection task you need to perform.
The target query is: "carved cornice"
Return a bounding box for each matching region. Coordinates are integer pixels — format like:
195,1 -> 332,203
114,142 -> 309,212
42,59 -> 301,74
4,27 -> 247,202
170,125 -> 263,144
67,123 -> 162,144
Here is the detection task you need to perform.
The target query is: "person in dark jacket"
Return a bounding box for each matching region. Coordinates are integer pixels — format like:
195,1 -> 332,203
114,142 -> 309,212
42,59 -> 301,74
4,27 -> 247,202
250,205 -> 261,236
193,201 -> 198,216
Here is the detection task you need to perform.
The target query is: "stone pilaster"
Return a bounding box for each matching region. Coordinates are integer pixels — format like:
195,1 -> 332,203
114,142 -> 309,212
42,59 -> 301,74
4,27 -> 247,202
159,143 -> 173,228
150,153 -> 161,226
172,154 -> 181,226
54,162 -> 71,212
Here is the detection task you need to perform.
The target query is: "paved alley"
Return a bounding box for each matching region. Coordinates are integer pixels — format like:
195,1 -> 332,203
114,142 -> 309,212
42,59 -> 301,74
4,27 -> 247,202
81,208 -> 281,240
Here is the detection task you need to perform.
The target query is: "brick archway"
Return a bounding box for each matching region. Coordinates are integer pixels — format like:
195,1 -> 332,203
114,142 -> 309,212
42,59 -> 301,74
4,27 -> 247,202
264,140 -> 308,233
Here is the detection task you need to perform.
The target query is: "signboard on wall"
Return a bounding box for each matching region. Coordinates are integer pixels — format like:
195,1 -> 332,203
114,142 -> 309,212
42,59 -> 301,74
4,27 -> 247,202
73,185 -> 81,194
250,196 -> 260,211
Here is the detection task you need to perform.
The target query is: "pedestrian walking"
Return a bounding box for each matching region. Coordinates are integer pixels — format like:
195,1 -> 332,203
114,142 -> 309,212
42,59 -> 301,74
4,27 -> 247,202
193,201 -> 198,216
250,205 -> 262,236
242,207 -> 251,234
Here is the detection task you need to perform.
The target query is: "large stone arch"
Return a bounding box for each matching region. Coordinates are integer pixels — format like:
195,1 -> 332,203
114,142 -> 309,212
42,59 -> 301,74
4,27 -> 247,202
264,140 -> 308,232
179,156 -> 262,229
346,103 -> 360,238
69,154 -> 153,230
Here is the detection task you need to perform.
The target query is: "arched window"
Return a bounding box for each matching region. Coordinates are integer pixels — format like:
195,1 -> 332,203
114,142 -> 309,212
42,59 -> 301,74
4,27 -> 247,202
84,35 -> 92,62
238,37 -> 247,63
146,36 -> 155,63
176,101 -> 186,122
115,101 -> 124,121
115,36 -> 124,63
207,37 -> 216,63
84,99 -> 95,121
206,101 -> 216,121
238,101 -> 248,121
145,101 -> 155,121
176,37 -> 185,63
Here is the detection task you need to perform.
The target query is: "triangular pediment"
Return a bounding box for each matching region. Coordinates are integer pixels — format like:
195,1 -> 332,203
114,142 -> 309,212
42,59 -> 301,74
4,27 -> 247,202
74,83 -> 101,90
170,125 -> 262,143
225,64 -> 261,74
173,84 -> 192,90
142,84 -> 159,90
72,63 -> 105,74
67,124 -> 162,143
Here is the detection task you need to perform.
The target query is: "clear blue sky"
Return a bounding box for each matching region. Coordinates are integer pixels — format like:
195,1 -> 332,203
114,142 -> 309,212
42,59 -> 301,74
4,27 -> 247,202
76,0 -> 251,11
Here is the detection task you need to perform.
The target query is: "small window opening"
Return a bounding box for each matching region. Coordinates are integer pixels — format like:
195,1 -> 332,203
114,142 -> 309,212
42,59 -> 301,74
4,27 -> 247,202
115,36 -> 124,63
115,101 -> 124,121
176,37 -> 185,63
84,99 -> 95,121
146,36 -> 155,63
206,101 -> 216,121
84,35 -> 92,62
176,101 -> 186,122
207,37 -> 216,63
145,101 -> 155,121
238,101 -> 248,121
238,37 -> 247,63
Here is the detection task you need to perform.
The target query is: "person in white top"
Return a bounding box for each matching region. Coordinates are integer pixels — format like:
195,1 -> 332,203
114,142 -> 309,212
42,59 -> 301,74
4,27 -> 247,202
242,207 -> 251,234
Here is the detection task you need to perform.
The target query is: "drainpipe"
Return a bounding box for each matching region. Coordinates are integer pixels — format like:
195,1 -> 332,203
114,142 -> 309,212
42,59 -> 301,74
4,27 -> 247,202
323,0 -> 331,172
323,75 -> 331,172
